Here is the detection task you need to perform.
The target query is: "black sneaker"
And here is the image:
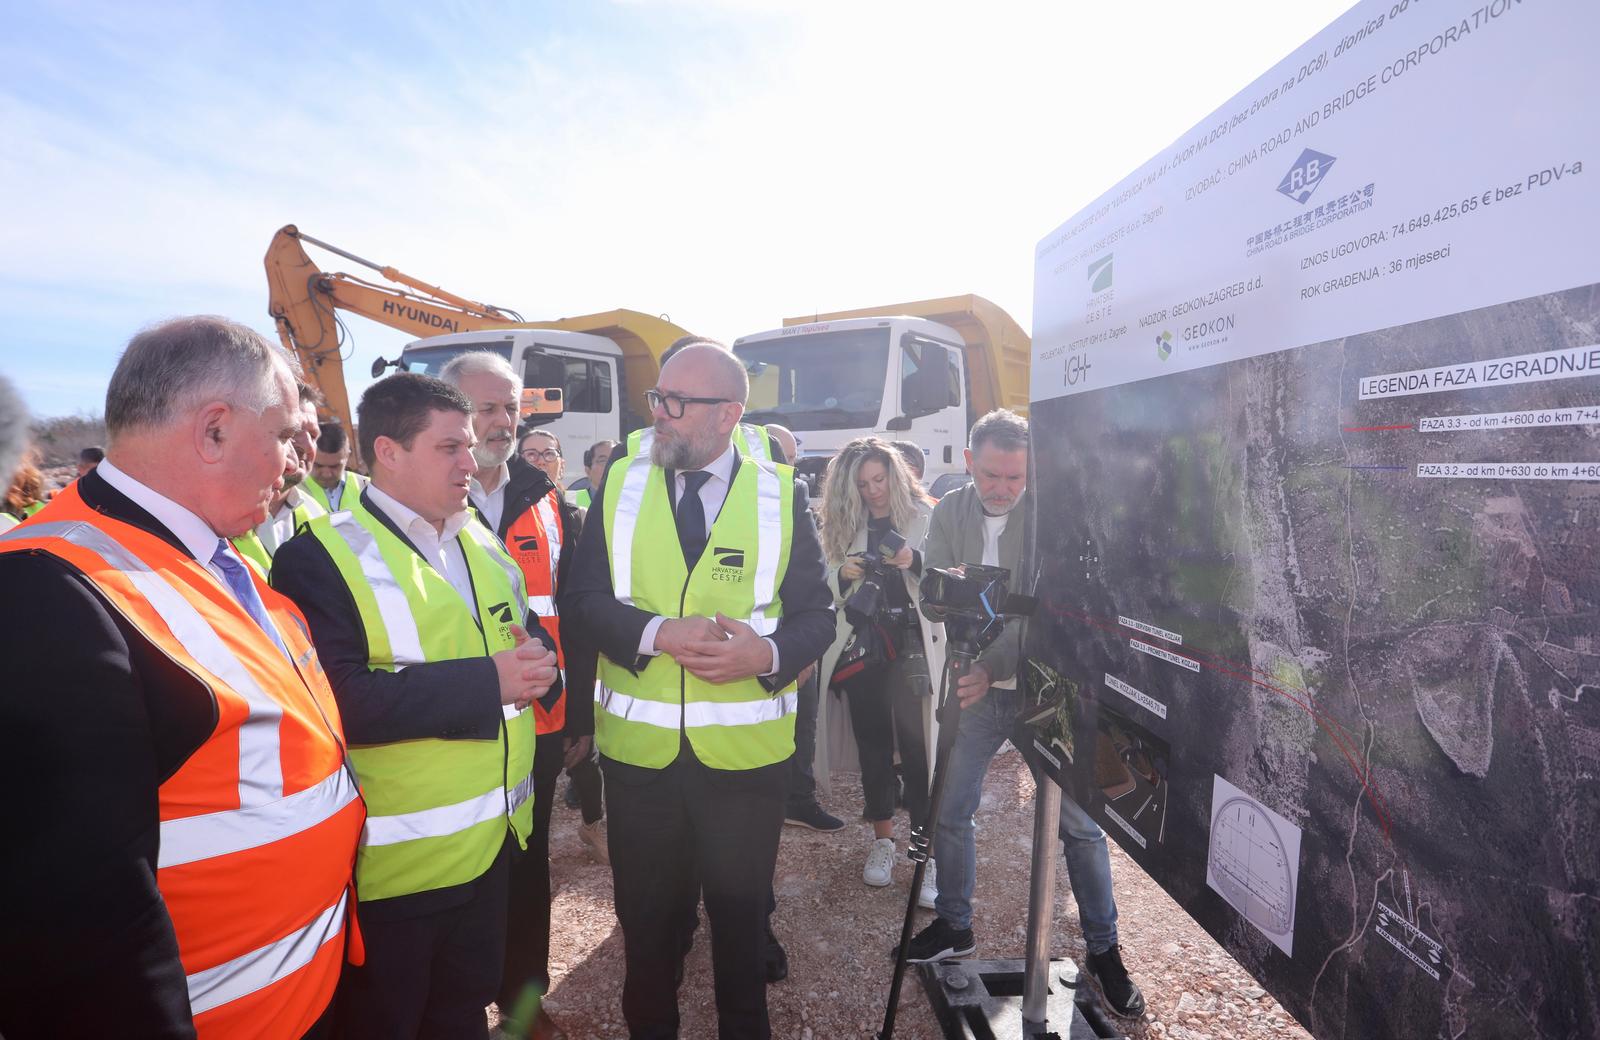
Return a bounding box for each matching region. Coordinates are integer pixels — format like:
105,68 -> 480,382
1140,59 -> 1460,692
1084,944 -> 1146,1018
784,802 -> 845,832
896,917 -> 976,963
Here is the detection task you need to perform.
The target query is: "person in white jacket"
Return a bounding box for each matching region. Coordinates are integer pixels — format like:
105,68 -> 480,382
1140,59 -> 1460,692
818,437 -> 945,906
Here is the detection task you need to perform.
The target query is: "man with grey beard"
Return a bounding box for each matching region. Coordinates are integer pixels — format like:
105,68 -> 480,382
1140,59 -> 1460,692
562,342 -> 835,1039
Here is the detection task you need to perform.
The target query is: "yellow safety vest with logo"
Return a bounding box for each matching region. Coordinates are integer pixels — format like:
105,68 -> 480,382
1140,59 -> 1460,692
622,423 -> 772,463
597,448 -> 798,770
305,499 -> 536,901
303,471 -> 366,513
232,495 -> 326,575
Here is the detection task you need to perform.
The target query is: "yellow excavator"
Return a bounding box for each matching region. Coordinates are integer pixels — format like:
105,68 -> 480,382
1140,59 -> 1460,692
264,224 -> 693,433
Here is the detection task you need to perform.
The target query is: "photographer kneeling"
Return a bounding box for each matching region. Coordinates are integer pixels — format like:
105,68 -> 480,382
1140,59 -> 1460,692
819,438 -> 942,903
904,410 -> 1147,1020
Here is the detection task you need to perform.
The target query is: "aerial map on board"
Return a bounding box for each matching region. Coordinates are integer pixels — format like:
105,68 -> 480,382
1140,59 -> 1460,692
1021,1 -> 1599,1037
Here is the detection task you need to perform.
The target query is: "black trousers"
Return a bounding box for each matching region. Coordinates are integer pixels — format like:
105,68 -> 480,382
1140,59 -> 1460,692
784,665 -> 821,812
843,660 -> 930,830
334,846 -> 510,1040
604,750 -> 786,1040
499,730 -> 566,1010
568,742 -> 605,825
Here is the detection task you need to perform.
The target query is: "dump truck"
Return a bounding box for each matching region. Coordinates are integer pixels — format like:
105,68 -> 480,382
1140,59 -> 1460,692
730,294 -> 1031,483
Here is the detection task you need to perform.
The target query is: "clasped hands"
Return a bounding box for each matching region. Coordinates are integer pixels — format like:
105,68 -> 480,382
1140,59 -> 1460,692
655,614 -> 772,684
494,624 -> 561,709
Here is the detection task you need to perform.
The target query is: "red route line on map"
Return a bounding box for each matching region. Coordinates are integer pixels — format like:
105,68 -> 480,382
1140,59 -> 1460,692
1341,423 -> 1413,431
1051,604 -> 1395,843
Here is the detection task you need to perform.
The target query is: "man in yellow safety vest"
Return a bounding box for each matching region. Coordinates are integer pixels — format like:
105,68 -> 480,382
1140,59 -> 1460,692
272,372 -> 561,1039
562,341 -> 835,1039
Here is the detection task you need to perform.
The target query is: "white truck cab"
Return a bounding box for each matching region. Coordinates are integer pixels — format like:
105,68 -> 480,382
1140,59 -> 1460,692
732,316 -> 970,482
398,328 -> 629,454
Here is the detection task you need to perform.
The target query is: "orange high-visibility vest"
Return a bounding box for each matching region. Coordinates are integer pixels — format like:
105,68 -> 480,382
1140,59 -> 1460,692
503,488 -> 565,734
0,487 -> 365,1040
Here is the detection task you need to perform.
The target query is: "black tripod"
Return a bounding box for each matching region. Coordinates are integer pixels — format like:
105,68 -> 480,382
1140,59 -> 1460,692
879,647 -> 977,1040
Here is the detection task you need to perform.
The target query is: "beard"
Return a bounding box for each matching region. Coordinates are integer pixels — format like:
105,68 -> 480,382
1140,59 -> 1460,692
650,421 -> 722,471
283,469 -> 305,490
980,491 -> 1018,515
472,435 -> 514,470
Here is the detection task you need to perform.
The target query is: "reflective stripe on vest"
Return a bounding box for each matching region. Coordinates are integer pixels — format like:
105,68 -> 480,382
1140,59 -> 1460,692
503,489 -> 566,734
0,495 -> 363,1039
309,501 -> 535,901
597,448 -> 797,770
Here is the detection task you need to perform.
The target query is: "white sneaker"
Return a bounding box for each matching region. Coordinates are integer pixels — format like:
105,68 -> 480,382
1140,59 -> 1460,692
863,837 -> 896,887
918,859 -> 938,910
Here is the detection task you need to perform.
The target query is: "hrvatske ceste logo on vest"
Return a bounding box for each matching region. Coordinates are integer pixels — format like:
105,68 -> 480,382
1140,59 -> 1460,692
488,601 -> 517,642
710,546 -> 746,583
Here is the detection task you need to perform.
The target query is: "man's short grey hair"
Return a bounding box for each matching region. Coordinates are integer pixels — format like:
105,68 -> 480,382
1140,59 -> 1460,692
0,375 -> 30,481
104,316 -> 289,439
969,408 -> 1029,453
668,341 -> 749,405
438,350 -> 521,390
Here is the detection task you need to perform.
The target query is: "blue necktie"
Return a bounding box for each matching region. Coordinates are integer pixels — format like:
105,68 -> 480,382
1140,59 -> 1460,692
211,540 -> 288,657
677,471 -> 711,567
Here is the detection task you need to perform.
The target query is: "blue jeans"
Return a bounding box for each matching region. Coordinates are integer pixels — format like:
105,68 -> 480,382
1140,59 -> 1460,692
932,687 -> 1120,954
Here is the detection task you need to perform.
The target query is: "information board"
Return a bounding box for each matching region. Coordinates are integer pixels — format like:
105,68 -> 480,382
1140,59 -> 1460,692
1023,1 -> 1598,1036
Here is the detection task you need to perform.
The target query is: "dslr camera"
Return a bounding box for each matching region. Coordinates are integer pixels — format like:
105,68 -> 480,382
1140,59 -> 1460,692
842,528 -> 907,629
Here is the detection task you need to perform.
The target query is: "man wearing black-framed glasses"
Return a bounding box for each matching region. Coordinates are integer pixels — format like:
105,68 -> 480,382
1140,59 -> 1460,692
563,341 -> 836,1039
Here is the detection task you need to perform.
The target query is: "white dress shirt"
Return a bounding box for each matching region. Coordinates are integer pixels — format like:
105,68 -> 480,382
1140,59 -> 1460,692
637,443 -> 778,674
325,478 -> 347,512
96,459 -> 242,589
469,463 -> 510,534
365,483 -> 478,620
981,510 -> 1017,690
254,486 -> 312,555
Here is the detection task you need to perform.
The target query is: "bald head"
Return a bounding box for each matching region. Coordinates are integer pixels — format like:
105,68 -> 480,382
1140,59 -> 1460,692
765,424 -> 797,465
660,342 -> 748,405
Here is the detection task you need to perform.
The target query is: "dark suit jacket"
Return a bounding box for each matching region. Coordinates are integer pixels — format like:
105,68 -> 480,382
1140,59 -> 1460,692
270,488 -> 559,919
474,455 -> 593,739
559,448 -> 836,766
0,468 -> 223,1038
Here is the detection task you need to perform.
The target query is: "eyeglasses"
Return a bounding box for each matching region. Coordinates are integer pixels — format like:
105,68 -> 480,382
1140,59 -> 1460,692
645,388 -> 732,419
520,448 -> 562,463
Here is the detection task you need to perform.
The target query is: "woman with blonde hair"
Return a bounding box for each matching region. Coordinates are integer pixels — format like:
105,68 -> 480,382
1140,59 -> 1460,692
819,436 -> 944,903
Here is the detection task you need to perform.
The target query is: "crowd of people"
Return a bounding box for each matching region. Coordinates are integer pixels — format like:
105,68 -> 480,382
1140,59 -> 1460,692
0,317 -> 1143,1040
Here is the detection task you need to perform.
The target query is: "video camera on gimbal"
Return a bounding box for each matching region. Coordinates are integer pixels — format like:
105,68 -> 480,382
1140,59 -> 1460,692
919,563 -> 1037,658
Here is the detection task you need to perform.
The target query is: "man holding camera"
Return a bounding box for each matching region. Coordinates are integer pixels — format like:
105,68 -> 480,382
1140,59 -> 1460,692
905,409 -> 1146,1019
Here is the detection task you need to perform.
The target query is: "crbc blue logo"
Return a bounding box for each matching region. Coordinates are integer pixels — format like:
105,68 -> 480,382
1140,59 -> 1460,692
1277,148 -> 1336,204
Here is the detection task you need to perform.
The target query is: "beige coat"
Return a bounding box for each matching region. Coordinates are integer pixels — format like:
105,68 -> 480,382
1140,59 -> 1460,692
812,499 -> 948,798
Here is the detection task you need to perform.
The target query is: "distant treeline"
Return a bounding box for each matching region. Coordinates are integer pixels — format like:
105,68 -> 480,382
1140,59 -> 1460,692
31,414 -> 107,468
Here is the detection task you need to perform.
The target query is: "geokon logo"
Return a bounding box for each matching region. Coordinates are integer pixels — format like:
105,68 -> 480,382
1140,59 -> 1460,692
1156,330 -> 1173,361
1277,148 -> 1336,204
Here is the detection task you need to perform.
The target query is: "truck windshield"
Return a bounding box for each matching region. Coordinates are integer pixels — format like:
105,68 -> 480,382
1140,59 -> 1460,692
735,328 -> 890,431
401,343 -> 511,375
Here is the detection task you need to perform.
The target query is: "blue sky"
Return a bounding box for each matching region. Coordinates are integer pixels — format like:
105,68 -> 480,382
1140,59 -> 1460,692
1,0 -> 1355,418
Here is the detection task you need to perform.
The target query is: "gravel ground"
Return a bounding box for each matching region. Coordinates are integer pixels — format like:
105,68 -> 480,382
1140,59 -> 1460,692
519,745 -> 1312,1040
